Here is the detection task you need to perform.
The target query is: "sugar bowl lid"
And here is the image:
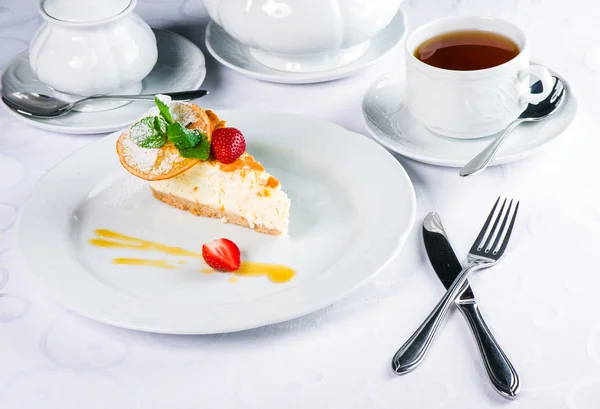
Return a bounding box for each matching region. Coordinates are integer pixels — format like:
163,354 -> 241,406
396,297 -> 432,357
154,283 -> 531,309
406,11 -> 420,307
42,0 -> 133,23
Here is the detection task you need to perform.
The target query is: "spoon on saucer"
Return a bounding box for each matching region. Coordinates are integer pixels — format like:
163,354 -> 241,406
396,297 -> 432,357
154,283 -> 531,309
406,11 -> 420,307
459,76 -> 565,177
1,89 -> 209,119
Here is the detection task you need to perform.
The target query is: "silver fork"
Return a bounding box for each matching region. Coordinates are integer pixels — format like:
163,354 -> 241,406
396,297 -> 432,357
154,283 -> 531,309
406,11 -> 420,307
392,197 -> 520,375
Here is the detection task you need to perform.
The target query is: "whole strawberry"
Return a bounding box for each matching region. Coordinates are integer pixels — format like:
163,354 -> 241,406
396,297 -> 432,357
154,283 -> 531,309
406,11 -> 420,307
211,127 -> 246,164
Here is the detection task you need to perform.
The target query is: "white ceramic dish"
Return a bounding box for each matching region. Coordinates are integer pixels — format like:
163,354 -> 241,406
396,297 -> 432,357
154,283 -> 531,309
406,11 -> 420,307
17,111 -> 416,334
362,69 -> 577,167
0,29 -> 205,134
30,0 -> 157,100
203,0 -> 403,73
205,9 -> 407,84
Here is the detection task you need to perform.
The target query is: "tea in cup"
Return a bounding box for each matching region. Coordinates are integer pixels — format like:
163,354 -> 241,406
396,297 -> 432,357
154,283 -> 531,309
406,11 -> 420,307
405,16 -> 553,139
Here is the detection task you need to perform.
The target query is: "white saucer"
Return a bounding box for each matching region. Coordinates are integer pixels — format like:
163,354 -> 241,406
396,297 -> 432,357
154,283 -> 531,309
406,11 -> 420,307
362,69 -> 578,167
205,10 -> 407,84
0,29 -> 206,135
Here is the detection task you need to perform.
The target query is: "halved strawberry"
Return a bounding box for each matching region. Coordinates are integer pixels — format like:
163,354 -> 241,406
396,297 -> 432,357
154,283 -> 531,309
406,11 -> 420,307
210,127 -> 246,164
202,238 -> 241,272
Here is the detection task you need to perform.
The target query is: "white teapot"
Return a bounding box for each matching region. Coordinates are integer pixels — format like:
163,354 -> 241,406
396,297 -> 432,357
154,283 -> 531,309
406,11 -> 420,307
29,0 -> 157,101
203,0 -> 403,72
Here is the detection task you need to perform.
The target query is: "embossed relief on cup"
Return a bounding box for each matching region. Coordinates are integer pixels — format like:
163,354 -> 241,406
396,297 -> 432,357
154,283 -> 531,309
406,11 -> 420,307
462,81 -> 522,121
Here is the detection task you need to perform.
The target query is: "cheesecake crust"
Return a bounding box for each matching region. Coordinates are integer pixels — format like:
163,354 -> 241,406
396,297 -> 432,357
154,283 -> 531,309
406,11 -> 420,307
150,186 -> 283,236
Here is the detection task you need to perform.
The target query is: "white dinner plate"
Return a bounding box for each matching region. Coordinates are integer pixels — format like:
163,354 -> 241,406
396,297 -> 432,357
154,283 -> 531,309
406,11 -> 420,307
17,111 -> 416,334
205,10 -> 407,84
362,68 -> 578,167
0,29 -> 206,135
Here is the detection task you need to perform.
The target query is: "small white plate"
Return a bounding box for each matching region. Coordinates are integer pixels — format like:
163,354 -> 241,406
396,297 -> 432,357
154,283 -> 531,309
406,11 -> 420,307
205,10 -> 407,84
17,111 -> 416,334
0,29 -> 206,135
362,69 -> 578,167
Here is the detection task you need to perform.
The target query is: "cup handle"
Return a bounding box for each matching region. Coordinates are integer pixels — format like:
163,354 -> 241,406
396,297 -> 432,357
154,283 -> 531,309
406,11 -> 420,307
518,65 -> 554,105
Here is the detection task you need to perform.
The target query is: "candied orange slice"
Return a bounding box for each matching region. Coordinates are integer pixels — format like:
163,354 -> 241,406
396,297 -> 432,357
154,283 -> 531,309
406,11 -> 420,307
117,103 -> 221,181
206,109 -> 226,140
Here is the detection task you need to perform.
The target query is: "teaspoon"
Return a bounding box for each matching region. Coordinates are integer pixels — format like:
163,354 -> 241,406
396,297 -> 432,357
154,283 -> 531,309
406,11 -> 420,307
459,76 -> 565,177
1,89 -> 209,118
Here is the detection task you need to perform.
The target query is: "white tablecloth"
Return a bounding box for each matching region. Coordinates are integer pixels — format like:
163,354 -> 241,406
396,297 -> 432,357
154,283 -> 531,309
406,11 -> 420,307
1,1 -> 599,408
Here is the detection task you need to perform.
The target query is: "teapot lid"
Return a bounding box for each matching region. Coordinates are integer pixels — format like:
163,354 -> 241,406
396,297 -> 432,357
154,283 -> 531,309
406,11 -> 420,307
43,0 -> 132,23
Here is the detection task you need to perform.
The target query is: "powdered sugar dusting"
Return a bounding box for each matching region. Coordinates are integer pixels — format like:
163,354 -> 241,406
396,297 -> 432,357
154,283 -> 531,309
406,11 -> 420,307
122,135 -> 160,173
153,151 -> 179,174
129,120 -> 153,145
156,94 -> 172,105
120,97 -> 202,176
170,103 -> 198,126
135,97 -> 199,127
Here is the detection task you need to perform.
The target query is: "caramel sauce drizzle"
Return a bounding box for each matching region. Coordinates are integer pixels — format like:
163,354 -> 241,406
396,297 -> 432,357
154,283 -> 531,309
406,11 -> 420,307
90,229 -> 201,258
88,229 -> 295,284
201,261 -> 295,284
113,258 -> 177,269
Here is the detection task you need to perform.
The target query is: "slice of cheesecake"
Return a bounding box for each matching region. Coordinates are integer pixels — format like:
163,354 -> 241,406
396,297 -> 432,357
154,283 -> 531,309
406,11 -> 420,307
117,100 -> 290,236
149,153 -> 290,235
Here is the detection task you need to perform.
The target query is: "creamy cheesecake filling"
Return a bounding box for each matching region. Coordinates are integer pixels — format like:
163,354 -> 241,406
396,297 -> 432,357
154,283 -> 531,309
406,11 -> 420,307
149,155 -> 290,236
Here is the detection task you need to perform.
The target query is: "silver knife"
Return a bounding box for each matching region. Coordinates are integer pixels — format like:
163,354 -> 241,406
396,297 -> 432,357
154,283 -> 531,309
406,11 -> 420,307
423,212 -> 520,399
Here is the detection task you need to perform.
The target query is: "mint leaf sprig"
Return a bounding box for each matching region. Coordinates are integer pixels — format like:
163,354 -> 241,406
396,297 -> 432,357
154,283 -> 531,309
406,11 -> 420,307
129,96 -> 210,160
167,122 -> 211,159
129,116 -> 166,149
154,96 -> 173,124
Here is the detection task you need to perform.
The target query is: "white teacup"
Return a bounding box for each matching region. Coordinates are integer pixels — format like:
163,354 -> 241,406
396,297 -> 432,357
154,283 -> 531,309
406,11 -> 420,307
405,16 -> 553,139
